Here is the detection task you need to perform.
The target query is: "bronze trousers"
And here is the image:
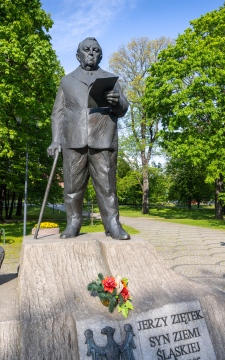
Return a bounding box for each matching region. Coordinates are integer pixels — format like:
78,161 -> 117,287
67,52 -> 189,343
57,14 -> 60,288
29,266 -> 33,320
62,146 -> 120,232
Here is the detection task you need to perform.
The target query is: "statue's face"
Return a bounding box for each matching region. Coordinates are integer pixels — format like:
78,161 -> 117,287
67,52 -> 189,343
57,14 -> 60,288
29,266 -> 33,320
76,39 -> 102,71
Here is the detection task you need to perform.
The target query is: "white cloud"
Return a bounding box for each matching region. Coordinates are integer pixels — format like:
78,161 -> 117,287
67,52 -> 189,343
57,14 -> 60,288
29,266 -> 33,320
48,0 -> 137,54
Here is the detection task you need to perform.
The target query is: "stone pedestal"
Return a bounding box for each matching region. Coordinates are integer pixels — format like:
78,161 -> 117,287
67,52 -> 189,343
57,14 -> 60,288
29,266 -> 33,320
31,227 -> 60,235
1,233 -> 225,359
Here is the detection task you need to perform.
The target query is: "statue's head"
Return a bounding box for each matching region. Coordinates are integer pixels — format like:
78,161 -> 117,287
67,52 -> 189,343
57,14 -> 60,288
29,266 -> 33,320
76,37 -> 102,71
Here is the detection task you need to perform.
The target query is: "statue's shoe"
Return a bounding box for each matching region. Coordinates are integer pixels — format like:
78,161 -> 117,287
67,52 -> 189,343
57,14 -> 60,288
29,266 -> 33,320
60,225 -> 80,239
107,225 -> 131,240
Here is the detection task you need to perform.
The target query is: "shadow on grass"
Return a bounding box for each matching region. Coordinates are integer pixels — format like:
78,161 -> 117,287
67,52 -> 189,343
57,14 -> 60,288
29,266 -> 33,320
11,205 -> 67,221
152,218 -> 225,231
191,218 -> 225,231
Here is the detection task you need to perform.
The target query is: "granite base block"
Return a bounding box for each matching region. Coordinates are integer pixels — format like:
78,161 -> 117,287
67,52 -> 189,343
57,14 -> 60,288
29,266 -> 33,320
31,227 -> 60,235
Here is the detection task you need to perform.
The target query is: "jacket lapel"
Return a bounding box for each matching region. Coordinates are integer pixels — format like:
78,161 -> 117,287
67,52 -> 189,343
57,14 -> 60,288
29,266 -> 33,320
70,66 -> 88,85
70,66 -> 111,87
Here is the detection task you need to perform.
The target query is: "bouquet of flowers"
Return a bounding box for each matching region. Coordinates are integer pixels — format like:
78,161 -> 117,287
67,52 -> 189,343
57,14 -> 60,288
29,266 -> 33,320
87,273 -> 134,318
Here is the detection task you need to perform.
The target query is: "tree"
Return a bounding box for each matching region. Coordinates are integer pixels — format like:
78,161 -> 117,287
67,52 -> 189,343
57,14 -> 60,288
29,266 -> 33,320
0,0 -> 64,221
148,165 -> 168,207
144,4 -> 225,219
116,155 -> 141,205
109,37 -> 174,214
166,157 -> 214,208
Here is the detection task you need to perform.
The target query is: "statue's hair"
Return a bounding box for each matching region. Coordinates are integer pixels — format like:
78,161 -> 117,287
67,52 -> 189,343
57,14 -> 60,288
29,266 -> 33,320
77,37 -> 102,57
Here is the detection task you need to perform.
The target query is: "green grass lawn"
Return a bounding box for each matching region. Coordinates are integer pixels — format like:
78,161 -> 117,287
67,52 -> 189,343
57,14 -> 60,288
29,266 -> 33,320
152,218 -> 225,230
119,205 -> 215,219
9,204 -> 67,221
118,205 -> 225,231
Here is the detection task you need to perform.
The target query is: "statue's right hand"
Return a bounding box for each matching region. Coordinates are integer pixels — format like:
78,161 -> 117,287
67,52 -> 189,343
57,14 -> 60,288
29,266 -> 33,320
47,142 -> 60,158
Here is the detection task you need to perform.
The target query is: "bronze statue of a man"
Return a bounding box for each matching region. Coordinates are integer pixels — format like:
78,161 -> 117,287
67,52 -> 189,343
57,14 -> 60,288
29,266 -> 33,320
47,37 -> 130,240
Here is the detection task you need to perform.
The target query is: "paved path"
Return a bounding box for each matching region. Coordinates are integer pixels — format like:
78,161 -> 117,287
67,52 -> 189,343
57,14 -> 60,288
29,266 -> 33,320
120,216 -> 225,293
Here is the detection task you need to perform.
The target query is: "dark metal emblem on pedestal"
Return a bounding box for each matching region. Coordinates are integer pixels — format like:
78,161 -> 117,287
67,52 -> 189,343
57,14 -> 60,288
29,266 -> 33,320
85,324 -> 136,359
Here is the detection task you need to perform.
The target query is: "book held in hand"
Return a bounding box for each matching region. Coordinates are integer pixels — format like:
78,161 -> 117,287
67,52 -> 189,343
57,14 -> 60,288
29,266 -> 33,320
88,76 -> 119,108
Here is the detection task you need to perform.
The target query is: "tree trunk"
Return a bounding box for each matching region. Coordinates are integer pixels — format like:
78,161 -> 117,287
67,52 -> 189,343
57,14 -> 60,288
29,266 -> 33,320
197,200 -> 200,208
8,191 -> 16,219
5,198 -> 9,218
215,175 -> 224,219
0,185 -> 5,222
3,185 -> 9,219
16,197 -> 23,216
142,166 -> 149,214
188,196 -> 192,209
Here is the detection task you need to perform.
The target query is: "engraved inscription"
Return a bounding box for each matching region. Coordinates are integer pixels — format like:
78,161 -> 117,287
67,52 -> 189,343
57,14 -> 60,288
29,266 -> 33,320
171,310 -> 203,325
138,316 -> 168,331
136,301 -> 216,360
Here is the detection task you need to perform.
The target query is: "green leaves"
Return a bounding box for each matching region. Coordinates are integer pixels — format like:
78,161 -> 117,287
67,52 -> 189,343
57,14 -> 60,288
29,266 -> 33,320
0,0 -> 65,208
108,292 -> 117,313
109,37 -> 174,213
98,273 -> 104,281
144,4 -> 225,216
0,0 -> 64,145
118,300 -> 134,318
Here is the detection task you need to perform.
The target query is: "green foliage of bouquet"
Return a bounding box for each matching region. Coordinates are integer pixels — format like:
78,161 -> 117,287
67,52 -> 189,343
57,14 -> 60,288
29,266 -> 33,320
87,273 -> 134,318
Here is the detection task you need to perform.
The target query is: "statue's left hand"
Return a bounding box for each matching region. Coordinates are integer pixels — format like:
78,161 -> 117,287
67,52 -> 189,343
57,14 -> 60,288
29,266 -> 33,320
104,89 -> 120,106
47,142 -> 60,158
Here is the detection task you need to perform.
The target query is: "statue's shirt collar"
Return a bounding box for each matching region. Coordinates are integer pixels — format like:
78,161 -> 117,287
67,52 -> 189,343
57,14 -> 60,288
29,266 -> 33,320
70,66 -> 112,87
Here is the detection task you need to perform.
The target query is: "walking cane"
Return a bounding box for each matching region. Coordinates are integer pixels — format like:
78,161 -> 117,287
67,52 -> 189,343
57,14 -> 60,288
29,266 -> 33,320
34,145 -> 61,239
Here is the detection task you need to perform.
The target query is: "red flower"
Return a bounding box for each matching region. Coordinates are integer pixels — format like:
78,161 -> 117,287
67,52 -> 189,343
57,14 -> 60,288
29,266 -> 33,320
102,277 -> 117,293
121,287 -> 130,302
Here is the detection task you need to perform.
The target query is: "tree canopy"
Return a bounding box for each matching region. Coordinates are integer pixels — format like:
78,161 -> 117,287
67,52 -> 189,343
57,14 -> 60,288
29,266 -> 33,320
0,0 -> 64,220
166,157 -> 214,208
109,37 -> 174,214
144,4 -> 225,218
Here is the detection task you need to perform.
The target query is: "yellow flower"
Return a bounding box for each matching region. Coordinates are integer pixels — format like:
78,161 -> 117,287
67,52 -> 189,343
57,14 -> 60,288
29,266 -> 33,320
34,222 -> 59,229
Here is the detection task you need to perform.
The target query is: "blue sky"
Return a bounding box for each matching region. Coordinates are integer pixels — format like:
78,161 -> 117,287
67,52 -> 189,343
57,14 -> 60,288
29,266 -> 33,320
41,0 -> 223,74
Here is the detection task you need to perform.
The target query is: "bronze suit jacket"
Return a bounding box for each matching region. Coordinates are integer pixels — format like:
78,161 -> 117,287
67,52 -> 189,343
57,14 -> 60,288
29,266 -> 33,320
51,66 -> 129,150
